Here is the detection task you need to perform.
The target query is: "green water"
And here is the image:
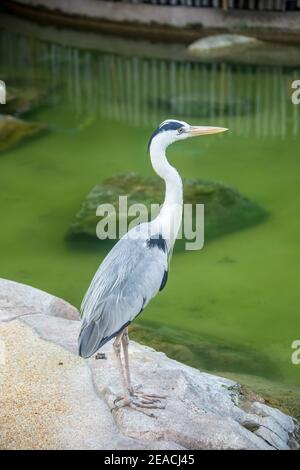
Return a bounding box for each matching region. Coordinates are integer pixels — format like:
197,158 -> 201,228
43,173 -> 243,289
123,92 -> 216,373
1,26 -> 300,389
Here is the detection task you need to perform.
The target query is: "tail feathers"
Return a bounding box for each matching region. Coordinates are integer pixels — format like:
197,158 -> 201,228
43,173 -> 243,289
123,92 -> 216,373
78,320 -> 104,358
78,319 -> 132,358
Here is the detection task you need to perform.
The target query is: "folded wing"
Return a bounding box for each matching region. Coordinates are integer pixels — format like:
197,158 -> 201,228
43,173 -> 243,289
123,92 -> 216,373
78,229 -> 168,358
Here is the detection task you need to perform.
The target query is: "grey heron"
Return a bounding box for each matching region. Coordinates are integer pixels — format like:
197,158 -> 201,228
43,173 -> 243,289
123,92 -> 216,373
78,119 -> 227,413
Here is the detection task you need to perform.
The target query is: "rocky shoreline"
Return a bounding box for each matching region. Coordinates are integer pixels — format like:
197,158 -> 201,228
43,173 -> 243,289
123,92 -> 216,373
0,278 -> 298,450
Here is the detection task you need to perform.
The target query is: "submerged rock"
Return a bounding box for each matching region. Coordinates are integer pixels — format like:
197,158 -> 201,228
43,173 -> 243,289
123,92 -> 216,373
2,80 -> 50,116
188,34 -> 300,67
67,173 -> 268,244
188,34 -> 261,59
156,95 -> 254,118
0,279 -> 298,450
129,323 -> 281,382
0,114 -> 47,152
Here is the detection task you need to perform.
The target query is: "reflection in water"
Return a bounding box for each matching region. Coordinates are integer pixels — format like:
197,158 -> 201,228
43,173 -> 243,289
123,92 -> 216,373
1,29 -> 299,138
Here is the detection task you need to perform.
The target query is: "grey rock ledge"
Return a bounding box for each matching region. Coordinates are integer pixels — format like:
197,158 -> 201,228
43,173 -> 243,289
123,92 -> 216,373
0,278 -> 298,450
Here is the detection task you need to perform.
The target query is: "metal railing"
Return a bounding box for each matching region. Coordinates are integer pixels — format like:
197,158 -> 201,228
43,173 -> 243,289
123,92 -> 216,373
101,0 -> 300,11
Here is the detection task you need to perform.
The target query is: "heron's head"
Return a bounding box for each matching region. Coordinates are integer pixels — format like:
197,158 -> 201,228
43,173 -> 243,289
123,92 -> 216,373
148,119 -> 228,151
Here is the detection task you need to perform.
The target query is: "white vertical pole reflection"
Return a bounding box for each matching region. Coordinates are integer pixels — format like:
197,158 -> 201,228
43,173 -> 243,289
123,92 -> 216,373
255,67 -> 262,138
73,48 -> 82,116
116,55 -> 125,123
159,60 -> 166,122
106,55 -> 113,120
219,62 -> 226,129
245,67 -> 252,137
101,56 -> 108,119
97,56 -> 103,119
279,67 -> 287,140
262,67 -> 269,138
151,59 -> 158,123
50,43 -> 57,106
170,61 -> 177,119
83,51 -> 94,116
210,63 -> 216,122
293,70 -> 299,138
126,57 -> 133,125
17,40 -> 300,141
271,67 -> 278,138
142,59 -> 149,126
133,56 -> 140,127
67,47 -> 74,106
112,54 -> 118,121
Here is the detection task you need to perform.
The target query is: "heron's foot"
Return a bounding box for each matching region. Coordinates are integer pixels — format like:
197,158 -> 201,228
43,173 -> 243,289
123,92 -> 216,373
128,385 -> 167,411
113,393 -> 166,417
129,384 -> 167,402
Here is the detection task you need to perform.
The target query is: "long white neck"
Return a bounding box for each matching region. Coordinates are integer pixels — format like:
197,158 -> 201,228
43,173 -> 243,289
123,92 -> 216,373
149,139 -> 183,247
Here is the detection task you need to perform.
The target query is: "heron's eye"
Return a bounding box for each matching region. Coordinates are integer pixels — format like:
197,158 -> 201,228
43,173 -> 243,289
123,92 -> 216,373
178,127 -> 184,135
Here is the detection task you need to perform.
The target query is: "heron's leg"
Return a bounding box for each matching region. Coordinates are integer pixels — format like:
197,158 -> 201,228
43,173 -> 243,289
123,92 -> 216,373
113,330 -> 130,405
113,333 -> 165,414
113,332 -> 157,416
121,328 -> 167,405
121,327 -> 132,392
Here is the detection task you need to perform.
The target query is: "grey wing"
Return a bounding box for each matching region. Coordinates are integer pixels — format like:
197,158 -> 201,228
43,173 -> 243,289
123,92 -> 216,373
78,232 -> 168,358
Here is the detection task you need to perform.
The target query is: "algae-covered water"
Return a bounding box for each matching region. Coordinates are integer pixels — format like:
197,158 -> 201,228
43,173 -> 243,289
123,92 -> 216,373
1,22 -> 300,390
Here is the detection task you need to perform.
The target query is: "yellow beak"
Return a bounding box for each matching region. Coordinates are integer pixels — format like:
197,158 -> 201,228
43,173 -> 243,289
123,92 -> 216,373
188,126 -> 228,136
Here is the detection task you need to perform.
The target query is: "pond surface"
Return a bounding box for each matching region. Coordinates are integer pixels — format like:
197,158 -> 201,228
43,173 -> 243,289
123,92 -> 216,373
1,23 -> 300,388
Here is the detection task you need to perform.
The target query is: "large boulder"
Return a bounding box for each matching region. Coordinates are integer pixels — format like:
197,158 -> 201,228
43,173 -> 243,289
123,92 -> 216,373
67,173 -> 268,245
0,279 -> 298,450
0,278 -> 79,322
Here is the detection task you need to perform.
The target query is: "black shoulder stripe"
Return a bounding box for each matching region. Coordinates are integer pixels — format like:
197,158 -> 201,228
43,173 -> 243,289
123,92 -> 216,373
159,270 -> 168,291
139,296 -> 146,314
134,296 -> 147,320
147,234 -> 167,252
